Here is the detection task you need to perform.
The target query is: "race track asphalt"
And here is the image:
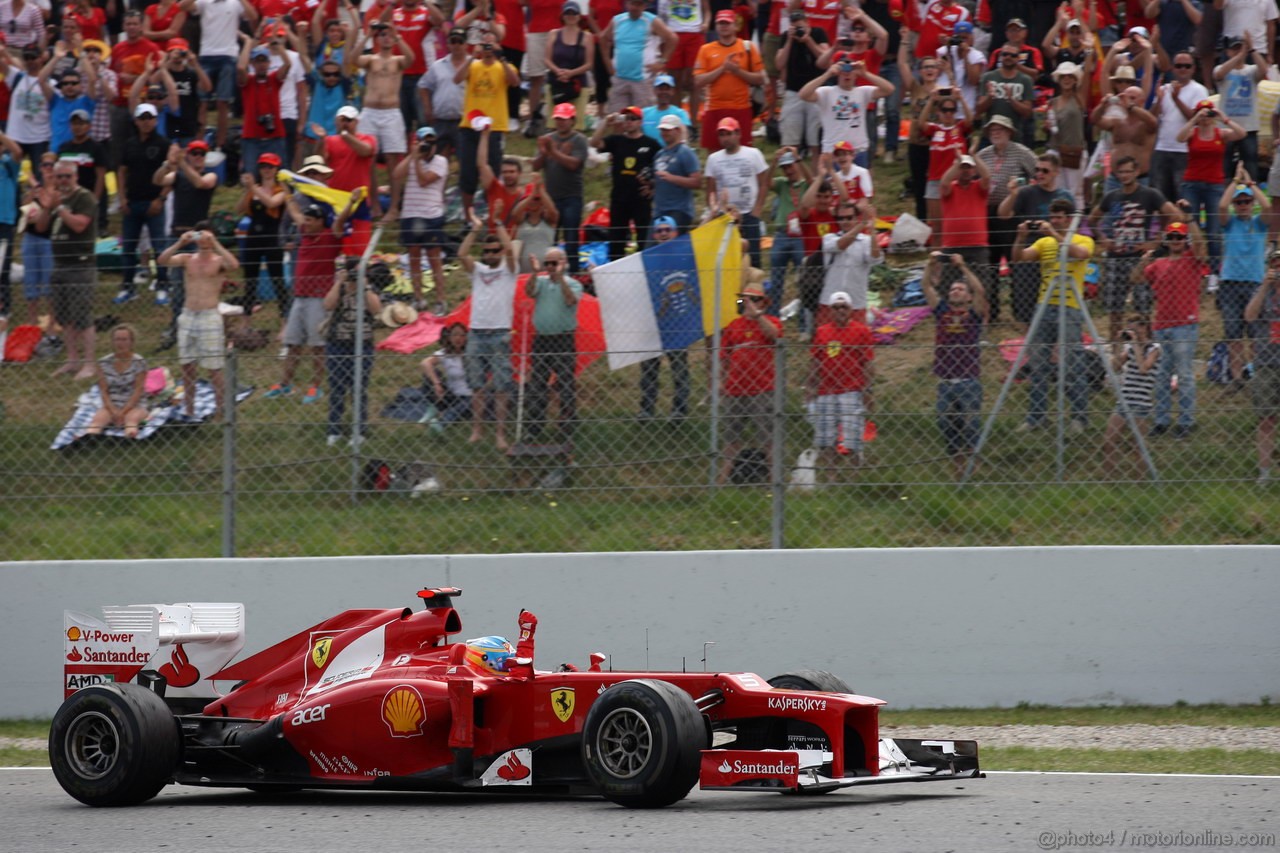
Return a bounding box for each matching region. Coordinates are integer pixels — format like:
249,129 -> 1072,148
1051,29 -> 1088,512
4,768 -> 1277,852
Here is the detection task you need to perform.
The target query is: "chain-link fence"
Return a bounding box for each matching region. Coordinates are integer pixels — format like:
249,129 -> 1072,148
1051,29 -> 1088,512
3,251 -> 1279,560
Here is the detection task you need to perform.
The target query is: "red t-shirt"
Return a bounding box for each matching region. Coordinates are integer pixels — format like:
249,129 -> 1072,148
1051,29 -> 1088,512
69,7 -> 108,40
390,4 -> 436,75
925,121 -> 969,181
295,229 -> 343,297
486,182 -> 520,233
801,209 -> 837,256
811,320 -> 875,395
916,0 -> 969,59
1144,255 -> 1207,330
241,74 -> 285,139
1184,129 -> 1226,185
721,314 -> 782,396
801,0 -> 842,34
110,38 -> 164,107
528,0 -> 561,33
493,0 -> 525,51
324,132 -> 378,190
941,179 -> 989,247
145,2 -> 183,35
591,0 -> 623,34
254,0 -> 299,20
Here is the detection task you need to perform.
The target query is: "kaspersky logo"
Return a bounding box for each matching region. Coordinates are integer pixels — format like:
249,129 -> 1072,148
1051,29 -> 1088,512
381,685 -> 425,738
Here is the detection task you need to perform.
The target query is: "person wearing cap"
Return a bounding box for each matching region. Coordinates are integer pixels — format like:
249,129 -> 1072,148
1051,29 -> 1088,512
977,43 -> 1035,151
765,146 -> 813,317
303,59 -> 353,160
114,101 -> 172,304
418,27 -> 470,158
915,0 -> 972,61
152,139 -> 218,349
1218,0 -> 1276,64
109,11 -> 163,155
37,47 -> 98,156
716,277 -> 783,485
917,88 -> 975,244
988,18 -> 1042,82
1045,60 -> 1088,209
532,102 -> 589,272
263,192 -> 349,404
454,33 -> 518,223
391,127 -> 449,310
1244,251 -> 1280,484
457,208 -> 518,450
653,0 -> 706,118
977,114 -> 1038,321
1218,165 -> 1272,392
807,287 -> 876,480
597,0 -> 676,114
641,73 -> 690,141
939,148 -> 993,280
314,104 -> 378,244
921,249 -> 987,477
523,246 -> 583,441
693,9 -> 764,152
934,20 -> 984,113
797,53 -> 894,168
236,30 -> 291,170
1214,32 -> 1265,183
37,157 -> 99,380
650,111 -> 702,235
1132,216 -> 1208,439
543,3 -> 596,120
234,150 -> 289,324
57,109 -> 105,199
590,104 -> 660,262
635,215 -> 692,421
1175,98 -> 1246,286
775,8 -> 830,165
1011,197 -> 1095,434
705,115 -> 769,266
349,21 -> 413,204
154,37 -> 210,146
1150,50 -> 1206,205
1041,8 -> 1096,75
1088,153 -> 1180,340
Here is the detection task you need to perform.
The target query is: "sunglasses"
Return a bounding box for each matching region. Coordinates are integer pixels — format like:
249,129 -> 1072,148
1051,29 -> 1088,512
136,114 -> 157,120
939,107 -> 957,113
40,161 -> 55,167
189,150 -> 207,156
544,260 -> 562,266
623,114 -> 641,120
1035,167 -> 1053,173
1174,62 -> 1193,69
1234,198 -> 1253,204
1165,233 -> 1187,240
836,214 -> 856,221
321,71 -> 340,78
653,226 -> 675,233
746,296 -> 766,304
59,80 -> 81,87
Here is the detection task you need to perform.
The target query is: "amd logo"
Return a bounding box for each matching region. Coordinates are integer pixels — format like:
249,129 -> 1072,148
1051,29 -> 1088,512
291,704 -> 331,726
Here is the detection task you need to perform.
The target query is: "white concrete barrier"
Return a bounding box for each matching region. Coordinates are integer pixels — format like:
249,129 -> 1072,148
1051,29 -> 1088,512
3,546 -> 1277,717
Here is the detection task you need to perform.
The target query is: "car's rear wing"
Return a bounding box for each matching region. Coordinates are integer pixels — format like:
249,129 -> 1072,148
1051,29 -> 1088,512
64,603 -> 245,699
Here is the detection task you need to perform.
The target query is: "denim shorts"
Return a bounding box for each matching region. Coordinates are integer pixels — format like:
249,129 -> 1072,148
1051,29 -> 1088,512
464,328 -> 514,393
200,55 -> 237,102
400,216 -> 447,249
1217,281 -> 1260,341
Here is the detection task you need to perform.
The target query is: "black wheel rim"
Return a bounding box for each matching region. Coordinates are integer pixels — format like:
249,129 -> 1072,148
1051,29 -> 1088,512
64,711 -> 120,780
596,707 -> 653,779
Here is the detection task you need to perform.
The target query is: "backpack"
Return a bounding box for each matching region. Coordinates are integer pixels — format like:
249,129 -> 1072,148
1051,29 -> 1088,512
730,448 -> 769,485
1205,341 -> 1230,384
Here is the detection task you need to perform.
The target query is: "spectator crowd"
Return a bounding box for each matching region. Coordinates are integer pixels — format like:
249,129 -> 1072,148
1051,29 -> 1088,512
1,0 -> 1279,484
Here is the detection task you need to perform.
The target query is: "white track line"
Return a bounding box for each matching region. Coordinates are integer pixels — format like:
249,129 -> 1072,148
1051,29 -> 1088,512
986,770 -> 1280,779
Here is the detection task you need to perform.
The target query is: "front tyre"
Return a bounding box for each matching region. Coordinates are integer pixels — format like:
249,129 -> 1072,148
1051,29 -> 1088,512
767,670 -> 854,694
49,684 -> 181,806
582,680 -> 705,809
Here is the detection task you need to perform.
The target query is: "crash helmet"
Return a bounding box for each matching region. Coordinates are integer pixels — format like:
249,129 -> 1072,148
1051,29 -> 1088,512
464,636 -> 516,674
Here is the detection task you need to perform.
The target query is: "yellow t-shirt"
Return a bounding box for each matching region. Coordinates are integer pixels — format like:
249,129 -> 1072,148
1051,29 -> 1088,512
1032,234 -> 1094,309
461,59 -> 511,133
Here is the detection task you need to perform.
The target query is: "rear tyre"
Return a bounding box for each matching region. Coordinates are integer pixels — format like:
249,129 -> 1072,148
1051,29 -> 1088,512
767,670 -> 854,694
582,679 -> 705,809
49,683 -> 181,807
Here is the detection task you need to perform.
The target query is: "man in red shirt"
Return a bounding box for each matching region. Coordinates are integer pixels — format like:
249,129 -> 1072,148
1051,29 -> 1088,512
807,290 -> 875,480
109,11 -> 163,157
316,104 -> 378,252
1136,219 -> 1208,438
236,37 -> 291,167
939,151 -> 991,283
915,0 -> 970,60
718,279 -> 783,484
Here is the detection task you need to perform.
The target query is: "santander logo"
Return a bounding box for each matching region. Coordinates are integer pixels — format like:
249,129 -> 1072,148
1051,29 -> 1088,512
496,751 -> 531,781
66,647 -> 83,662
158,644 -> 200,688
718,759 -> 732,773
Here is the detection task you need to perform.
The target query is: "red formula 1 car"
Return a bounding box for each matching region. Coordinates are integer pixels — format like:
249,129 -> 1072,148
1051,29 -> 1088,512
51,588 -> 981,808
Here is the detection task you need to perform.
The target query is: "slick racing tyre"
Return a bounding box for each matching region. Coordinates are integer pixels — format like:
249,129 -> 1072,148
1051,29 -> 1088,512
767,670 -> 854,694
49,683 -> 181,806
582,679 -> 705,809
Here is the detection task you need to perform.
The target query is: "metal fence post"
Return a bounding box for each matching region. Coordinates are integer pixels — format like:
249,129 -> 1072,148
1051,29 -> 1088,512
350,225 -> 385,501
770,341 -> 786,549
221,346 -> 236,558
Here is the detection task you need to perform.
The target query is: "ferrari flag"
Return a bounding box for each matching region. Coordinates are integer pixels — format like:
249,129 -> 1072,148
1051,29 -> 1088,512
593,215 -> 742,370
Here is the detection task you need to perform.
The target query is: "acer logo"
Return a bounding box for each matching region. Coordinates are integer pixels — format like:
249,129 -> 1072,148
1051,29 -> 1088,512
767,696 -> 827,712
292,704 -> 331,726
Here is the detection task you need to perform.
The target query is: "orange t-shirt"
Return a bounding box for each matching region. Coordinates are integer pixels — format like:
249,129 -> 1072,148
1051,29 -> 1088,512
693,38 -> 761,111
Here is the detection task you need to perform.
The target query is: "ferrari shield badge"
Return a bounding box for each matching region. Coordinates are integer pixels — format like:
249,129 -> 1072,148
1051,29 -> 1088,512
551,687 -> 575,723
311,637 -> 333,669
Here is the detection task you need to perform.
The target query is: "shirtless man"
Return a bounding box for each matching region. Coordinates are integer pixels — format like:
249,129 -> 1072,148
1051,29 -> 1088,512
159,225 -> 241,419
351,21 -> 412,218
1092,85 -> 1157,191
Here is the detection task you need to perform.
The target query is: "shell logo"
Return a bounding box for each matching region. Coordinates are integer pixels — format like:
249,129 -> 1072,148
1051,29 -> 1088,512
381,685 -> 426,738
67,627 -> 82,642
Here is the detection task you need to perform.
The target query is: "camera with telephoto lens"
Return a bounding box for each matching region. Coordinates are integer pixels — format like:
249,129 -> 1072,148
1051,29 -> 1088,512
792,26 -> 806,38
418,141 -> 434,154
259,112 -> 276,133
948,35 -> 963,46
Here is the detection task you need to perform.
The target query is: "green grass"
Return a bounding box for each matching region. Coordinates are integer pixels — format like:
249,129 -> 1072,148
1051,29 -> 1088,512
982,748 -> 1280,775
880,703 -> 1280,728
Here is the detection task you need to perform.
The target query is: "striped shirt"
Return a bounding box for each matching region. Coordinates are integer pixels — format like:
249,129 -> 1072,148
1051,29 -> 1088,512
1119,342 -> 1160,409
89,67 -> 117,142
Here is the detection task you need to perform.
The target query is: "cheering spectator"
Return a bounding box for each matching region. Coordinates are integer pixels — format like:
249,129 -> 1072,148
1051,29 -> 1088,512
922,252 -> 987,477
1150,51 -> 1208,206
776,7 -> 830,168
799,56 -> 894,169
717,279 -> 782,485
524,246 -> 582,441
8,47 -> 53,170
938,151 -> 991,284
419,28 -> 470,157
655,0 -> 705,119
40,159 -> 99,381
115,103 -> 172,305
693,10 -> 764,153
766,147 -> 812,316
188,0 -> 254,151
1218,171 -> 1272,392
936,21 -> 984,112
650,112 -> 701,234
819,198 -> 881,325
458,211 -> 518,451
154,139 -> 217,350
350,22 -> 412,208
109,11 -> 164,150
598,0 -> 675,113
512,180 -> 560,275
455,34 -> 518,222
304,59 -> 353,161
1176,100 -> 1246,287
1213,33 -> 1265,182
392,126 -> 449,311
237,33 -> 291,169
316,104 -> 377,251
640,73 -> 690,140
978,115 -> 1038,322
323,253 -> 382,447
1099,315 -> 1161,477
917,88 -> 974,245
977,44 -> 1034,151
705,116 -> 768,267
144,0 -> 188,43
532,102 -> 588,272
807,289 -> 875,481
998,153 -> 1075,325
590,104 -> 659,261
235,152 -> 288,325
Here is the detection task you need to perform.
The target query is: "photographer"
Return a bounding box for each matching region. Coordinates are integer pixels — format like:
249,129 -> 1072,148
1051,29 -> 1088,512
153,140 -> 217,350
798,55 -> 894,169
922,251 -> 987,478
1099,315 -> 1161,477
236,29 -> 291,170
1175,101 -> 1246,289
934,21 -> 984,114
322,254 -> 382,448
391,127 -> 449,311
774,8 -> 829,165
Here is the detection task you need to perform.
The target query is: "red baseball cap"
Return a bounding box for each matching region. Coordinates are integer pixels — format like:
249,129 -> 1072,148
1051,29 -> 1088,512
186,139 -> 210,153
552,102 -> 576,120
167,37 -> 190,52
620,105 -> 643,118
833,140 -> 855,152
258,152 -> 282,167
1165,221 -> 1189,236
716,116 -> 740,132
715,9 -> 736,23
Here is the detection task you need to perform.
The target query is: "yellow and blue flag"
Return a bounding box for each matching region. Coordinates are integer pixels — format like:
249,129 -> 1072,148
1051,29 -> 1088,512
278,170 -> 369,227
593,215 -> 743,370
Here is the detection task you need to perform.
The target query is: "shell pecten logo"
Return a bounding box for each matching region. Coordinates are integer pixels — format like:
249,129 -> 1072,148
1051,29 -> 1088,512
67,627 -> 82,642
381,685 -> 426,738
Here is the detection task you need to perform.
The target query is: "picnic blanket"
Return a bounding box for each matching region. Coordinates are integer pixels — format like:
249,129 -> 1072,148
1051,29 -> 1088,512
52,379 -> 253,450
870,306 -> 932,345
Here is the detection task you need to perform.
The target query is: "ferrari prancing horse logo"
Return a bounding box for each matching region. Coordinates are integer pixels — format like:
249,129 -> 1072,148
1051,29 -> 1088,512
551,687 -> 575,723
311,637 -> 333,669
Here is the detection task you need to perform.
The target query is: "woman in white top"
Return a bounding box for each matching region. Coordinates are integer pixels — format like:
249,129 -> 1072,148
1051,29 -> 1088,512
511,181 -> 559,275
420,322 -> 473,424
393,126 -> 449,310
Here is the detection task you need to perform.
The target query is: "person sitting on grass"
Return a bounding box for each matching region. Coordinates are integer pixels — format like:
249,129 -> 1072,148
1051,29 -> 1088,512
81,324 -> 148,439
420,322 -> 474,427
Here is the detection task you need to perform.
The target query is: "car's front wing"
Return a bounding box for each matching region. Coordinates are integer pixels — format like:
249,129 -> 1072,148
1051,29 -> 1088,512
699,738 -> 982,793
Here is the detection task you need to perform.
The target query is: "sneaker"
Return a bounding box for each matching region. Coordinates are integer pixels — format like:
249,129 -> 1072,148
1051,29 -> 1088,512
112,289 -> 137,305
133,269 -> 152,288
1172,424 -> 1196,439
263,383 -> 293,399
154,288 -> 169,306
882,150 -> 896,164
1205,274 -> 1219,293
348,434 -> 365,449
1015,421 -> 1041,434
1068,419 -> 1085,436
1149,423 -> 1170,437
1259,469 -> 1272,486
301,385 -> 323,404
326,434 -> 341,447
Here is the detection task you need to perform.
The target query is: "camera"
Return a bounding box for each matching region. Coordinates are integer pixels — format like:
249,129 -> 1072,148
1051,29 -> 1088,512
839,37 -> 854,47
792,26 -> 806,38
948,35 -> 963,46
1121,330 -> 1135,342
735,298 -> 745,314
937,87 -> 952,97
259,112 -> 276,133
418,141 -> 434,154
1204,109 -> 1217,118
